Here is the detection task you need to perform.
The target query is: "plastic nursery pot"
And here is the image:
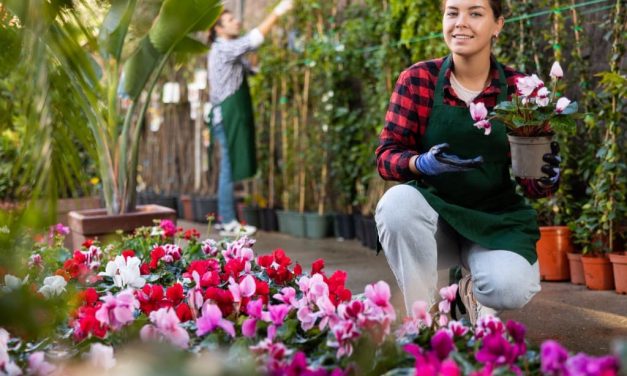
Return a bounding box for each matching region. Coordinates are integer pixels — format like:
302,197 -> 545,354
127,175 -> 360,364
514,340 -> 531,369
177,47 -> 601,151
566,252 -> 585,285
536,226 -> 573,281
608,252 -> 627,294
507,134 -> 554,179
581,255 -> 615,291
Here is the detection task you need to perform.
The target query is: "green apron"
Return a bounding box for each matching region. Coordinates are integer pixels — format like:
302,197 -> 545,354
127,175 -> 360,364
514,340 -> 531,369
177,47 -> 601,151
408,56 -> 539,264
212,78 -> 257,181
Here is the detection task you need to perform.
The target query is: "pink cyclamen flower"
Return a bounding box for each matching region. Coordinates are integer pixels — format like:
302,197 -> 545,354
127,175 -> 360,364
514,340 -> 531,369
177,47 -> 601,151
516,74 -> 544,98
438,284 -> 458,314
550,61 -> 564,79
88,343 -> 116,370
242,298 -> 264,337
95,289 -> 138,331
470,102 -> 488,122
540,340 -> 569,374
140,307 -> 189,349
448,320 -> 469,337
263,304 -> 291,326
535,87 -> 550,107
412,300 -> 433,327
474,120 -> 492,136
27,352 -> 56,376
50,223 -> 70,237
228,275 -> 256,303
555,97 -> 571,114
1,328 -> 10,367
196,302 -> 235,337
364,281 -> 395,315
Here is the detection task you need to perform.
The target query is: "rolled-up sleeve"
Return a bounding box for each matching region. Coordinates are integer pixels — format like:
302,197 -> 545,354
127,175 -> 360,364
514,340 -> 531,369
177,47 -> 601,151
218,28 -> 265,63
376,69 -> 427,181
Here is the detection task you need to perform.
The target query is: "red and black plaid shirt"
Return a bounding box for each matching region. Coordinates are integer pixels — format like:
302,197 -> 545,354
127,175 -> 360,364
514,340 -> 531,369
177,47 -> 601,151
376,55 -> 522,181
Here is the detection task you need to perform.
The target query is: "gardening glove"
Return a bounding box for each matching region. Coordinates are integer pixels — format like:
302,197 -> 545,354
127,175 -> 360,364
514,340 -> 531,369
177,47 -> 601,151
272,0 -> 294,16
537,141 -> 561,187
415,143 -> 484,176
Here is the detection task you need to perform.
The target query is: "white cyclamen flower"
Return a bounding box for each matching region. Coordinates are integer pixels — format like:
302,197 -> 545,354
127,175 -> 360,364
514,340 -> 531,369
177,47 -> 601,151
100,256 -> 146,289
550,61 -> 563,79
2,274 -> 28,293
38,276 -> 67,298
88,343 -> 116,370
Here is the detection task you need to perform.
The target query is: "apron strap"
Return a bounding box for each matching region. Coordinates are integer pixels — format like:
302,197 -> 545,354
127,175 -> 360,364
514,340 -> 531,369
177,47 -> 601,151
434,56 -> 451,106
434,55 -> 509,105
496,61 -> 508,103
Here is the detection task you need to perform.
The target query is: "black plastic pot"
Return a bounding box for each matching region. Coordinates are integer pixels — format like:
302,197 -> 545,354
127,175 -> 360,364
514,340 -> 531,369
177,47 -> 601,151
335,213 -> 355,240
241,205 -> 261,227
362,216 -> 378,250
354,213 -> 364,243
260,208 -> 279,232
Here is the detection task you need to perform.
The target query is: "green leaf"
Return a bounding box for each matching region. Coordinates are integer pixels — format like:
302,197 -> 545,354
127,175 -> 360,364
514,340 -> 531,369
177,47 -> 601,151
172,36 -> 210,54
99,0 -> 138,62
122,37 -> 161,99
148,0 -> 222,54
559,101 -> 579,115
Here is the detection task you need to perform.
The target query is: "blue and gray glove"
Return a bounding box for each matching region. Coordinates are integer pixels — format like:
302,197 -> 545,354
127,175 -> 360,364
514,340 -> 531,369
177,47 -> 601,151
415,143 -> 484,176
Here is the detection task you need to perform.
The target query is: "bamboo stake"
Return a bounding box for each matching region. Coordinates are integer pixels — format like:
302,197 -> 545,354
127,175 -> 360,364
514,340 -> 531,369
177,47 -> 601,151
280,77 -> 289,210
269,79 -> 278,209
299,67 -> 311,214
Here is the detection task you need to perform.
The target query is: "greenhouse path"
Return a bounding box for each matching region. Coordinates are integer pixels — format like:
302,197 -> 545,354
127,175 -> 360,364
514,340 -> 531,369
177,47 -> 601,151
179,220 -> 627,356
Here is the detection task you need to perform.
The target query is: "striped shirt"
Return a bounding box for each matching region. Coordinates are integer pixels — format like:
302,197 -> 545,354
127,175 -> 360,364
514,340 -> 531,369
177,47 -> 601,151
208,28 -> 264,123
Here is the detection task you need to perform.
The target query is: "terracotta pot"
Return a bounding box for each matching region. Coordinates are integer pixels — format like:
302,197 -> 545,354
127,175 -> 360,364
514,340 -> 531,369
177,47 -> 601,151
608,252 -> 627,294
57,196 -> 102,225
68,205 -> 176,250
581,255 -> 615,290
537,226 -> 572,281
179,195 -> 194,221
566,252 -> 585,285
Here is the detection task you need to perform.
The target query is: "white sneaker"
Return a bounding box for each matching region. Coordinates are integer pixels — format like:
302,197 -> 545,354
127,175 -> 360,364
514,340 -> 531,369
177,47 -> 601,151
219,220 -> 257,237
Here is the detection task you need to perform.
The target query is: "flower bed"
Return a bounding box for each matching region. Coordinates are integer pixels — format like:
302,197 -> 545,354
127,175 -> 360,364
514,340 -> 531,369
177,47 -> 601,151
0,221 -> 621,375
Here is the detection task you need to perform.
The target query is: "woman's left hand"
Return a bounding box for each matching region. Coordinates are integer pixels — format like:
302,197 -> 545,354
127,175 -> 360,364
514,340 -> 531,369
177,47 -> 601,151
538,141 -> 561,187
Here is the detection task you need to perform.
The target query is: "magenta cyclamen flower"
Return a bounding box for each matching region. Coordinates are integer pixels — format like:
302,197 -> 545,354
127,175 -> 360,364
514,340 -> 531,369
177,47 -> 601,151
506,320 -> 527,356
196,302 -> 235,337
95,289 -> 138,331
564,353 -> 619,376
140,307 -> 189,349
540,340 -> 569,375
431,330 -> 455,361
475,333 -> 518,367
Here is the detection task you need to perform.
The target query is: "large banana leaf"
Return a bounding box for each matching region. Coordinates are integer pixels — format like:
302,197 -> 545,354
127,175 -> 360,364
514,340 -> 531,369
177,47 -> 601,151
99,0 -> 138,62
123,0 -> 221,99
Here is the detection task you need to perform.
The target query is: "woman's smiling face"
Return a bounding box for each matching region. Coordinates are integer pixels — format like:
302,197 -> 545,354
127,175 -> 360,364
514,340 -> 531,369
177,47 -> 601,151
442,0 -> 504,57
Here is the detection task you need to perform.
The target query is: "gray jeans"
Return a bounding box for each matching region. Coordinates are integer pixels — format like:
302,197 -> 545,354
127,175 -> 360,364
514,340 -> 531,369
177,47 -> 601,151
375,184 -> 541,315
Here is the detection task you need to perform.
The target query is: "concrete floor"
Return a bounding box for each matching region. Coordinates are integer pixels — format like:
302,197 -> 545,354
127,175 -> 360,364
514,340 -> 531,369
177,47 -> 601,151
180,220 -> 627,356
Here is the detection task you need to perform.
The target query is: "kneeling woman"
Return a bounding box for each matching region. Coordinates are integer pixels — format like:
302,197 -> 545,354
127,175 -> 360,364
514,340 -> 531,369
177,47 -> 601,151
375,0 -> 560,323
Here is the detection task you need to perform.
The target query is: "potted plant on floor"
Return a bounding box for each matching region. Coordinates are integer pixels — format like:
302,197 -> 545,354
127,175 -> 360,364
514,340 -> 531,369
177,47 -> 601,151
6,0 -> 222,247
574,70 -> 626,291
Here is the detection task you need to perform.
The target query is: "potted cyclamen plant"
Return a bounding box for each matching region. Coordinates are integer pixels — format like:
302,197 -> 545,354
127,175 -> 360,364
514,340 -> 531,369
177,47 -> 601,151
470,61 -> 581,179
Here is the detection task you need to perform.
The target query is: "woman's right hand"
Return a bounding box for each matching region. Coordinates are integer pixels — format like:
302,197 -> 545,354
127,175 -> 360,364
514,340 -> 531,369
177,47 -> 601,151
415,143 -> 483,176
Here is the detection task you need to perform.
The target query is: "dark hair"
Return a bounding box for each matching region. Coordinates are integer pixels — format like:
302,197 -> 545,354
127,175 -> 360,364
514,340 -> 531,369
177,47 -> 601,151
209,10 -> 231,44
441,0 -> 503,19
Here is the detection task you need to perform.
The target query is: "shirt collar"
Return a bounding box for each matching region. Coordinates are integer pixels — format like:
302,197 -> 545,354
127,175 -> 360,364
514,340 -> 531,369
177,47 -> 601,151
443,55 -> 502,100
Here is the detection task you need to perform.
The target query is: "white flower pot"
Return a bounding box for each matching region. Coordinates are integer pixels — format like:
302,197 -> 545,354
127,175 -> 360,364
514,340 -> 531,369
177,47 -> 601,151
507,134 -> 554,179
